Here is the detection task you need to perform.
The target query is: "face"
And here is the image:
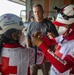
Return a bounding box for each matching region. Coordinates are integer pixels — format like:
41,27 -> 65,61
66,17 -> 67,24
12,30 -> 22,41
63,24 -> 69,28
58,24 -> 69,34
19,30 -> 25,45
30,18 -> 34,22
33,6 -> 44,22
58,26 -> 67,34
18,30 -> 22,40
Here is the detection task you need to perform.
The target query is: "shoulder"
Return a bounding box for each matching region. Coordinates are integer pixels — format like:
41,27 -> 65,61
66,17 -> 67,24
44,19 -> 54,27
29,21 -> 36,26
44,19 -> 53,26
44,19 -> 51,23
27,22 -> 34,29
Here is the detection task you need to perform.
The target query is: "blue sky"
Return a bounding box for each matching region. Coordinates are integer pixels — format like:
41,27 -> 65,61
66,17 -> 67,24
0,0 -> 25,16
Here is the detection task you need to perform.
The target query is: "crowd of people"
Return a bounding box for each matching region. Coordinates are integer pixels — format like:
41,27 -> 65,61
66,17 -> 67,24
0,3 -> 74,75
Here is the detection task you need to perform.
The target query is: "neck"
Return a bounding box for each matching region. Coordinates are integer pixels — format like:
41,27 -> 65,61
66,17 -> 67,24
36,18 -> 44,22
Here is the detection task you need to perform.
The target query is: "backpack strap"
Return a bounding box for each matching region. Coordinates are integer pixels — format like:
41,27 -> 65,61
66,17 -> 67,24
34,46 -> 37,64
43,19 -> 51,32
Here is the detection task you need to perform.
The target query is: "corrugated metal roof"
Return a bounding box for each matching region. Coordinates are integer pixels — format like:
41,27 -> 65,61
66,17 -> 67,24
8,0 -> 26,6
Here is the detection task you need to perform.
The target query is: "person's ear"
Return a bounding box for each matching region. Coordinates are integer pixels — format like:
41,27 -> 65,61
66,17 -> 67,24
12,32 -> 17,40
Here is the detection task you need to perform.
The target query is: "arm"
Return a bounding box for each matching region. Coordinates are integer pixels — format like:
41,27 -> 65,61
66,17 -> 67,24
28,48 -> 44,66
32,35 -> 74,73
25,37 -> 32,47
33,31 -> 58,46
39,42 -> 74,73
42,35 -> 58,46
50,22 -> 59,37
25,24 -> 32,47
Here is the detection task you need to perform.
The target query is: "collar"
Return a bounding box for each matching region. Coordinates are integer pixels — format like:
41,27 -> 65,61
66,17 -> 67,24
63,30 -> 74,41
3,43 -> 24,48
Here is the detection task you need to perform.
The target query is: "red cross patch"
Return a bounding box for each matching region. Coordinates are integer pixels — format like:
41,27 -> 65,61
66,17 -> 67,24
55,45 -> 63,58
0,57 -> 17,75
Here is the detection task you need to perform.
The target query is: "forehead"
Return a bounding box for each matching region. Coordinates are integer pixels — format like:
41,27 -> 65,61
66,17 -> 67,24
33,6 -> 43,11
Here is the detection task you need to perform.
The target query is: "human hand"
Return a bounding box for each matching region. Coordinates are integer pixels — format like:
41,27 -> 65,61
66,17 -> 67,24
32,34 -> 43,47
33,31 -> 43,38
47,32 -> 55,39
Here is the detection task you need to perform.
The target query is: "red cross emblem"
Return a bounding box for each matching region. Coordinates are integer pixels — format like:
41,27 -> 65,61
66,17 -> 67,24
37,52 -> 42,56
55,45 -> 63,58
0,57 -> 17,75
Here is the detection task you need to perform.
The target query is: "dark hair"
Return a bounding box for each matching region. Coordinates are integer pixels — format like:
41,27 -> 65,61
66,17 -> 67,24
0,34 -> 11,56
33,4 -> 44,11
0,29 -> 19,56
30,16 -> 34,18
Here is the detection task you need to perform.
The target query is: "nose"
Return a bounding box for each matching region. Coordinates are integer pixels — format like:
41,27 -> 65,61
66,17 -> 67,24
35,11 -> 39,15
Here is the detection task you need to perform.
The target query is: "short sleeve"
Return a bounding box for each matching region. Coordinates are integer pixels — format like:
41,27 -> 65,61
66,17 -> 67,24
25,23 -> 31,39
28,48 -> 44,66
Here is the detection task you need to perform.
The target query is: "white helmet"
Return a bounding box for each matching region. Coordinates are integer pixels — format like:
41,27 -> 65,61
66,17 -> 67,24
53,4 -> 74,26
0,13 -> 24,34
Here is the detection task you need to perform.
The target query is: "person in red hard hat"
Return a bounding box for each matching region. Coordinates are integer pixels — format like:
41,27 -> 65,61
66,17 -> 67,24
32,4 -> 74,75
